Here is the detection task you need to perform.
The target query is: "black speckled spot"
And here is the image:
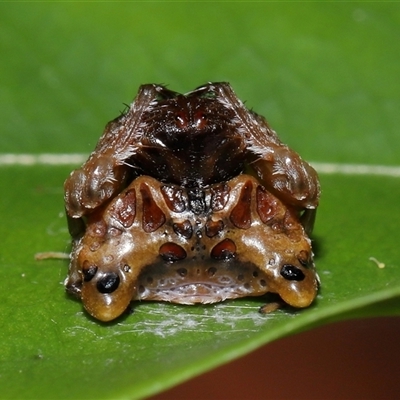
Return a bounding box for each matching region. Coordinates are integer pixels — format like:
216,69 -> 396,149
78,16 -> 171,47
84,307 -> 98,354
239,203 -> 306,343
187,188 -> 206,215
96,273 -> 120,293
82,264 -> 98,282
280,265 -> 305,281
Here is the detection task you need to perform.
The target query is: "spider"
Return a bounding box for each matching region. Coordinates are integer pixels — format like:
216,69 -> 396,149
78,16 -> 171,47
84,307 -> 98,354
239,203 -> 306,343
64,82 -> 320,321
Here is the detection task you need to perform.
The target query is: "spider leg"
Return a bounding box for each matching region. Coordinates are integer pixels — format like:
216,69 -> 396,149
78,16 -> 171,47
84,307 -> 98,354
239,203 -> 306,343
300,208 -> 317,236
211,83 -> 320,232
64,84 -> 170,218
65,208 -> 85,239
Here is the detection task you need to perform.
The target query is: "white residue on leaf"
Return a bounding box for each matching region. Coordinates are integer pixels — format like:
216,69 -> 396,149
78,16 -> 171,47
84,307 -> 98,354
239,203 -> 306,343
117,302 -> 285,338
63,302 -> 287,340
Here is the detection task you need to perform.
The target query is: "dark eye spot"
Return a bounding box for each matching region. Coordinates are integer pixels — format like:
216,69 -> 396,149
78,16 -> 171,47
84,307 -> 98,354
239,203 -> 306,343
173,220 -> 193,239
280,265 -> 305,281
159,242 -> 187,262
82,264 -> 98,282
210,183 -> 230,211
96,273 -> 120,293
205,219 -> 224,238
140,183 -> 166,233
161,185 -> 186,212
177,268 -> 188,277
210,239 -> 236,260
230,181 -> 253,229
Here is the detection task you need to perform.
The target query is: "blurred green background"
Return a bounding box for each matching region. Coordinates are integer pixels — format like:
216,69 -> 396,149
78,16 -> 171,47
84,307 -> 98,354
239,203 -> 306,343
1,2 -> 399,399
2,2 -> 399,164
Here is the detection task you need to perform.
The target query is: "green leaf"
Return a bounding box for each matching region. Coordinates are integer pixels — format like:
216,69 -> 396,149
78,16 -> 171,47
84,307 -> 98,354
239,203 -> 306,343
1,3 -> 399,400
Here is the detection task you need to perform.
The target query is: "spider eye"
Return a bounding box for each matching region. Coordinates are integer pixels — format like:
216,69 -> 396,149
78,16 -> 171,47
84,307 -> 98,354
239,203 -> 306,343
194,111 -> 207,129
175,112 -> 188,128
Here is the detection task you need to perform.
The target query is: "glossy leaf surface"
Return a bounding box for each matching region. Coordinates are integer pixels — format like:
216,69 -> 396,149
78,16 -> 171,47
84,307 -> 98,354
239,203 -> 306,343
1,3 -> 399,399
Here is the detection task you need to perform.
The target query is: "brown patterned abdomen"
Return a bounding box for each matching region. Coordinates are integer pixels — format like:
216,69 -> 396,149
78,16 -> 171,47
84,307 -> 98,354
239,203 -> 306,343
66,174 -> 318,321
